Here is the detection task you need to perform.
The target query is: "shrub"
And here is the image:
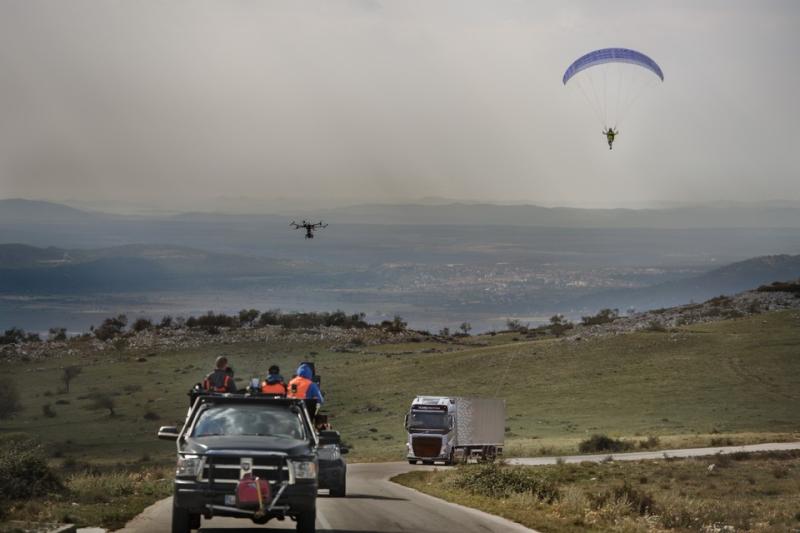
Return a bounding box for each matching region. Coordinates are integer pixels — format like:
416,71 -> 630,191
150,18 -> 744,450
1,327 -> 27,345
131,318 -> 153,332
42,404 -> 56,418
578,434 -> 634,453
382,315 -> 407,333
645,320 -> 667,332
638,436 -> 661,449
756,280 -> 800,294
549,315 -> 574,337
86,393 -> 116,417
61,365 -> 82,394
0,437 -> 62,500
459,322 -> 472,335
143,410 -> 160,421
0,377 -> 22,419
94,315 -> 128,341
451,463 -> 559,502
581,308 -> 619,326
590,480 -> 655,515
505,319 -> 528,333
238,308 -> 260,327
48,327 -> 68,341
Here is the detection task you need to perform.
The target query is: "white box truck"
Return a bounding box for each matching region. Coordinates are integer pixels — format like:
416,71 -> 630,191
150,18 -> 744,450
404,396 -> 505,465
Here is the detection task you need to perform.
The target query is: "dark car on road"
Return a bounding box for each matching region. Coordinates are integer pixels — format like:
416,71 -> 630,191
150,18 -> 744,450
317,430 -> 348,496
158,395 -> 319,533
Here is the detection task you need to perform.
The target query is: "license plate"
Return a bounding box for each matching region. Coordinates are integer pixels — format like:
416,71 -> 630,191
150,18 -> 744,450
224,494 -> 236,506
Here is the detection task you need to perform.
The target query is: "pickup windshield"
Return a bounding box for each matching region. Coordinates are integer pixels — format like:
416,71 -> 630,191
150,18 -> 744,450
193,404 -> 306,440
408,411 -> 449,430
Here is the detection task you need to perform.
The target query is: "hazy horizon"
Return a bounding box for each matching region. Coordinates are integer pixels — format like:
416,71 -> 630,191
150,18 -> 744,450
1,1 -> 798,212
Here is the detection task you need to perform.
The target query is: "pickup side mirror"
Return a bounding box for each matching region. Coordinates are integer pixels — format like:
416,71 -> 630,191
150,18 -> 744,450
157,426 -> 180,440
448,415 -> 454,430
404,414 -> 409,430
340,446 -> 349,455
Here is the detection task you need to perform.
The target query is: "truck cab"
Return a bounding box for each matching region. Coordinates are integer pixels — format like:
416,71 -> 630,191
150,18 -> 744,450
405,395 -> 504,465
158,394 -> 319,533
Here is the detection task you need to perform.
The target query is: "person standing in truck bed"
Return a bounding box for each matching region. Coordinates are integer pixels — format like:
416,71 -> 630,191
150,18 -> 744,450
203,356 -> 237,393
261,365 -> 287,396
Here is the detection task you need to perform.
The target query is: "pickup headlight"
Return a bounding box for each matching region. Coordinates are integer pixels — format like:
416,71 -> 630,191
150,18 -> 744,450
318,444 -> 340,462
176,455 -> 203,477
291,460 -> 317,479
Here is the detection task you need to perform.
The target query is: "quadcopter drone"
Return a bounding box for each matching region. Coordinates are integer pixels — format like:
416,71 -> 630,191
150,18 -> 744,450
290,220 -> 328,239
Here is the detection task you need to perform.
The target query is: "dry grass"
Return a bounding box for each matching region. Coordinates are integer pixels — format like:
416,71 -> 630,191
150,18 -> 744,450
394,450 -> 800,532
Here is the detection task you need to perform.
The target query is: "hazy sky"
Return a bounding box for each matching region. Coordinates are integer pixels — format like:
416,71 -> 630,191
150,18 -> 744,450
0,1 -> 798,211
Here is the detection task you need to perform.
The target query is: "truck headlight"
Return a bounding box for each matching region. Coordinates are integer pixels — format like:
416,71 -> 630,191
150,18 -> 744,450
318,444 -> 340,462
291,460 -> 317,479
176,455 -> 202,477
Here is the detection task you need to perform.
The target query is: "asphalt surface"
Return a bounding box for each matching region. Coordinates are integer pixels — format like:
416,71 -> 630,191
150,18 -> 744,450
117,442 -> 800,533
117,462 -> 536,533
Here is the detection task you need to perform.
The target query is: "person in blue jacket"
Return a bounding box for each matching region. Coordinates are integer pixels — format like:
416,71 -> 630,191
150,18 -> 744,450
287,363 -> 324,404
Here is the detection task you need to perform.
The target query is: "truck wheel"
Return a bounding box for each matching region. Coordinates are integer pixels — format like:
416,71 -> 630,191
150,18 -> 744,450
296,508 -> 316,533
189,512 -> 201,530
171,501 -> 191,533
330,475 -> 346,497
407,459 -> 418,465
421,460 -> 434,465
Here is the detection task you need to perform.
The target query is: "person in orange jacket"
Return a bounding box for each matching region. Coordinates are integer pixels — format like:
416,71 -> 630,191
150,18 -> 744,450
260,365 -> 287,396
286,363 -> 323,403
203,356 -> 237,393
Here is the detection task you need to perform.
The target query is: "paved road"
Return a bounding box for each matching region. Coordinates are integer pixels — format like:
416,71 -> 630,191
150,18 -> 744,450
118,442 -> 800,533
508,441 -> 800,466
117,462 -> 536,533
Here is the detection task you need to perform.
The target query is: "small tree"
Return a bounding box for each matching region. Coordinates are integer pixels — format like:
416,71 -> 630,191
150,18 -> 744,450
131,317 -> 153,332
95,314 -> 127,341
159,315 -> 173,329
88,393 -> 116,417
549,314 -> 574,337
48,327 -> 67,341
581,308 -> 619,326
0,377 -> 22,419
459,322 -> 472,335
382,315 -> 407,333
238,309 -> 260,327
438,327 -> 451,337
505,319 -> 528,333
0,327 -> 27,345
61,365 -> 82,394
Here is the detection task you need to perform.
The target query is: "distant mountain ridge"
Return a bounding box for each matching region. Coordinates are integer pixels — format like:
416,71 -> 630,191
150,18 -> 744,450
574,254 -> 800,312
3,198 -> 800,228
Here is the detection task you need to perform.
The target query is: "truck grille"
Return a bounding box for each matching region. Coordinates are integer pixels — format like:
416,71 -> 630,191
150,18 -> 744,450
200,456 -> 288,485
412,436 -> 441,458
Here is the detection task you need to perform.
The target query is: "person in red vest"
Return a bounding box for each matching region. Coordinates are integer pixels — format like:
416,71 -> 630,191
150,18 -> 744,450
260,365 -> 287,396
286,363 -> 323,404
203,356 -> 237,393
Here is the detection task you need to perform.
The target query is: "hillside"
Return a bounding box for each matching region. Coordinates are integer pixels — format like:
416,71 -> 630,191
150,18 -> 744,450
1,286 -> 798,463
572,254 -> 800,312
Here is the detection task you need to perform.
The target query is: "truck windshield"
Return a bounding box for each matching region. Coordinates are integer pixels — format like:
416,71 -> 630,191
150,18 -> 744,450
193,404 -> 306,440
408,411 -> 449,430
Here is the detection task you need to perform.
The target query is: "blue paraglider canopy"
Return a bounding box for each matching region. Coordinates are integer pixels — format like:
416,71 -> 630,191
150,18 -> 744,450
563,48 -> 664,85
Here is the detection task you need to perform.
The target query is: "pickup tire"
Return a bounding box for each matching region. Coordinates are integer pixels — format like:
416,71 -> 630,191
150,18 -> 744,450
296,508 -> 316,533
171,500 -> 191,533
330,476 -> 346,497
407,459 -> 417,465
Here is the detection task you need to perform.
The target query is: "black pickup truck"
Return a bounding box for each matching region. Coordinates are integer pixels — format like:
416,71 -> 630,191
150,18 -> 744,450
158,394 -> 318,533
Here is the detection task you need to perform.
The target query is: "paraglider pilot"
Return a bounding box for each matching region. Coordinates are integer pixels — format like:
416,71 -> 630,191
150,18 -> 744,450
603,127 -> 618,150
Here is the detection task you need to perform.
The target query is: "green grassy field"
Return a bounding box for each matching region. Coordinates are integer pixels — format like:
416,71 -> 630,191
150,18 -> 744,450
394,450 -> 800,532
1,310 -> 799,464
